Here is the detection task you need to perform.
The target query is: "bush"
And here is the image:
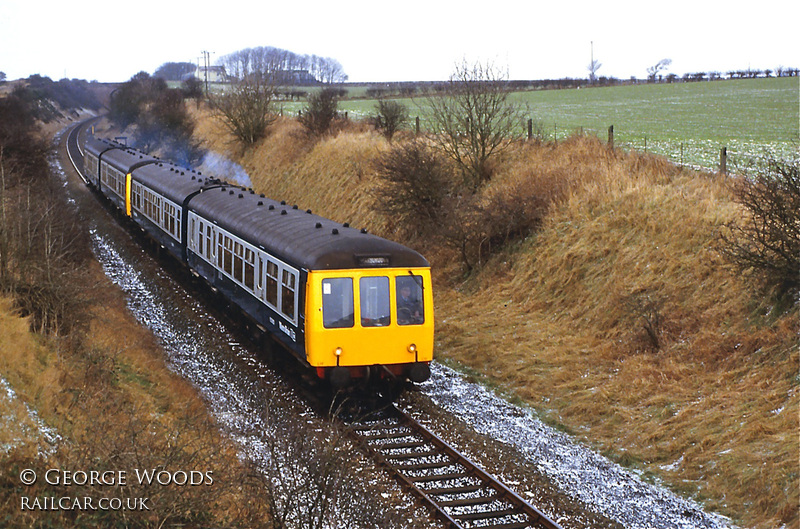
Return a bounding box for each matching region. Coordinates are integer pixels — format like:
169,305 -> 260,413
437,178 -> 556,272
719,157 -> 800,302
299,88 -> 340,136
372,100 -> 408,140
373,140 -> 452,235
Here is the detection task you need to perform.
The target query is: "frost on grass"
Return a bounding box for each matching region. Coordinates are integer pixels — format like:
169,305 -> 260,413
417,364 -> 737,529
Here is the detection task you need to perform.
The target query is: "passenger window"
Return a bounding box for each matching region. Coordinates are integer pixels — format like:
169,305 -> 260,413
244,248 -> 255,290
360,276 -> 390,327
265,261 -> 278,307
233,242 -> 244,282
281,270 -> 296,320
223,237 -> 233,275
396,275 -> 425,325
322,278 -> 354,328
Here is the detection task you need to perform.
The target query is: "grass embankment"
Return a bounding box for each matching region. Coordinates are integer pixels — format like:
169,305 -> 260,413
193,110 -> 798,529
0,261 -> 268,527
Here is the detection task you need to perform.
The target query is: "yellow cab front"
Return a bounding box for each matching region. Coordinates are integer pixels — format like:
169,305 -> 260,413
304,268 -> 434,379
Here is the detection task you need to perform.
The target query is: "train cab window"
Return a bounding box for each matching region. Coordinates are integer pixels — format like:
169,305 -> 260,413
396,275 -> 425,326
360,276 -> 390,327
322,278 -> 354,328
281,270 -> 296,320
265,261 -> 279,307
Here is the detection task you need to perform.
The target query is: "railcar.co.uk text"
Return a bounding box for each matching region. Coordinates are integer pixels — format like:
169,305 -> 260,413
17,468 -> 214,511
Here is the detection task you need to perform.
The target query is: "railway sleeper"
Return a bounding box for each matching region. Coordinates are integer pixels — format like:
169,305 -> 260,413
396,458 -> 454,471
452,507 -> 520,521
410,471 -> 470,483
375,439 -> 427,450
437,493 -> 500,507
425,483 -> 485,495
473,522 -> 533,529
359,429 -> 415,441
384,448 -> 439,460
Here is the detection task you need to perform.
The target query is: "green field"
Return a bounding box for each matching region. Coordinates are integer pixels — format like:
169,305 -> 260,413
277,77 -> 798,172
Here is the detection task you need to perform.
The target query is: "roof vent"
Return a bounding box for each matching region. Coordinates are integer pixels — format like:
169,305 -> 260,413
257,201 -> 263,206
268,205 -> 275,210
238,194 -> 243,198
306,209 -> 312,214
343,222 -> 350,228
332,228 -> 339,235
315,222 -> 322,228
281,200 -> 286,205
229,190 -> 235,195
361,228 -> 368,234
281,210 -> 287,215
292,205 -> 298,210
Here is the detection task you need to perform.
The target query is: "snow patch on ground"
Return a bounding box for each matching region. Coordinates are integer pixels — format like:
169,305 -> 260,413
418,364 -> 736,529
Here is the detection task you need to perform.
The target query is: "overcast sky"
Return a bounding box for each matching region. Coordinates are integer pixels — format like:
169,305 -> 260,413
2,0 -> 798,83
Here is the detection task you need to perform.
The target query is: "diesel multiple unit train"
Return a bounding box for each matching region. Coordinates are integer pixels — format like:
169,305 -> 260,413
83,136 -> 433,389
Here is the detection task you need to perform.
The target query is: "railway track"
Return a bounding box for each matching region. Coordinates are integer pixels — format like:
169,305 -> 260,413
346,404 -> 562,529
64,119 -> 561,528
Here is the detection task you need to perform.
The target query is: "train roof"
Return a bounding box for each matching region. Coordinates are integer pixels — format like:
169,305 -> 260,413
133,162 -> 209,204
86,136 -> 428,271
84,137 -> 157,171
189,186 -> 430,271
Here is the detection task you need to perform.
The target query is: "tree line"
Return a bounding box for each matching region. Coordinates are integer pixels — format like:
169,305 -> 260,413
153,46 -> 347,85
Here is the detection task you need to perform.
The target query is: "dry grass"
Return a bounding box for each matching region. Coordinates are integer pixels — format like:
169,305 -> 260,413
0,258 -> 270,527
191,117 -> 798,528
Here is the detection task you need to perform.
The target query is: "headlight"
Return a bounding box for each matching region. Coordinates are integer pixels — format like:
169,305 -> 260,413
407,343 -> 417,353
334,347 -> 343,357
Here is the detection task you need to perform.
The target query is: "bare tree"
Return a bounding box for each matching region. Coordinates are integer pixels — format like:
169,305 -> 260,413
424,60 -> 525,190
647,58 -> 672,81
219,46 -> 348,85
588,43 -> 602,84
210,75 -> 277,145
313,56 -> 348,84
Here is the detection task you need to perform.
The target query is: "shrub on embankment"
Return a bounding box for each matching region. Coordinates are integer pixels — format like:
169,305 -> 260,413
191,110 -> 798,529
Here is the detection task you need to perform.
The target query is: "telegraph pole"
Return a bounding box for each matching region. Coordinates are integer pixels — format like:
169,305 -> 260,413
202,50 -> 210,95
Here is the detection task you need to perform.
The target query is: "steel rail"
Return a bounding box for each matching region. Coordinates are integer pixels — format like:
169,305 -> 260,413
347,404 -> 563,529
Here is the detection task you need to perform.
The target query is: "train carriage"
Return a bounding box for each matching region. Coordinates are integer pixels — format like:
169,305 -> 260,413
84,136 -> 153,211
186,186 -> 434,386
82,135 -> 433,390
129,162 -> 207,261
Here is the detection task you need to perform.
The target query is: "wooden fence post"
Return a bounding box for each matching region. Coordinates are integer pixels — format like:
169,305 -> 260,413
527,118 -> 533,140
415,116 -> 420,135
608,125 -> 614,149
720,146 -> 727,174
